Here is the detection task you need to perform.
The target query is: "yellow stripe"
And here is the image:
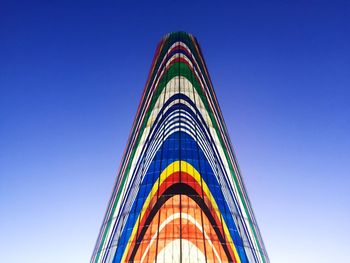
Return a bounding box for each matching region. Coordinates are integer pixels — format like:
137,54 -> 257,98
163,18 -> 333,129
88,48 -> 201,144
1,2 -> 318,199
120,161 -> 241,263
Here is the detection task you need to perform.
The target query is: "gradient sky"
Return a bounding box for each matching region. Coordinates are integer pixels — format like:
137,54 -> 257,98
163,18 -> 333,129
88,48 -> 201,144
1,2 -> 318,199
1,1 -> 349,262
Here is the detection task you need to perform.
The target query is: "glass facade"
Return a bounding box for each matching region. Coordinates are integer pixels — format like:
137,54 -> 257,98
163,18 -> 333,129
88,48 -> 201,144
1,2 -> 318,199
91,32 -> 269,263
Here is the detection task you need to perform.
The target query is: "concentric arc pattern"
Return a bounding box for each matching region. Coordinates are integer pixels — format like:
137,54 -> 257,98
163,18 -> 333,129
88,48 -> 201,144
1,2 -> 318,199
91,32 -> 269,263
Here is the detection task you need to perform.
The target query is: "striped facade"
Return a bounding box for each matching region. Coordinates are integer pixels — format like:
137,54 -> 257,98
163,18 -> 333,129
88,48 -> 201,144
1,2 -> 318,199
91,32 -> 269,263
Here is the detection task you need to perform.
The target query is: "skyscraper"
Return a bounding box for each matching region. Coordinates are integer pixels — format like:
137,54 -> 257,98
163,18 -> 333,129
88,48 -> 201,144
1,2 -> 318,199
91,32 -> 269,263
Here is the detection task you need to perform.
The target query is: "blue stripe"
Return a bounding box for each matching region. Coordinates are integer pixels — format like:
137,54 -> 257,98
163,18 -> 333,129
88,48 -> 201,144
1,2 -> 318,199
105,92 -> 257,262
112,131 -> 248,263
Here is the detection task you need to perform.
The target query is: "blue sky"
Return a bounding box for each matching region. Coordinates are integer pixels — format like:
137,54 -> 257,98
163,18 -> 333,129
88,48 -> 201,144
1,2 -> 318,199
1,1 -> 349,262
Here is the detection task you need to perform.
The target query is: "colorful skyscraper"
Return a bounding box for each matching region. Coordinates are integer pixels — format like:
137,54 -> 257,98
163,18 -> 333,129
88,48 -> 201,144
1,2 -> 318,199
91,32 -> 269,263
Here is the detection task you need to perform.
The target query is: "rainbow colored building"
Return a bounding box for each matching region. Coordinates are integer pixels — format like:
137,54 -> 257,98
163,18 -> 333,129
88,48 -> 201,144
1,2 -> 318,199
91,32 -> 269,263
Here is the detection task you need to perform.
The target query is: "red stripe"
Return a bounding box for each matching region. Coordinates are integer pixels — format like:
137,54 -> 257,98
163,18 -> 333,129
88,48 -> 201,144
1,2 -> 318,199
124,171 -> 236,262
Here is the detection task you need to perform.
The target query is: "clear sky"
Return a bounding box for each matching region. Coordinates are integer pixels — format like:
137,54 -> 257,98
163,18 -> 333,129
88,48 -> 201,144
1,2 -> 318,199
1,1 -> 349,262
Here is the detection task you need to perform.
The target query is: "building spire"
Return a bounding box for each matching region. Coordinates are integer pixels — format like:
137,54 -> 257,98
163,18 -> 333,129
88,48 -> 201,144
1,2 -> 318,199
91,32 -> 269,263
